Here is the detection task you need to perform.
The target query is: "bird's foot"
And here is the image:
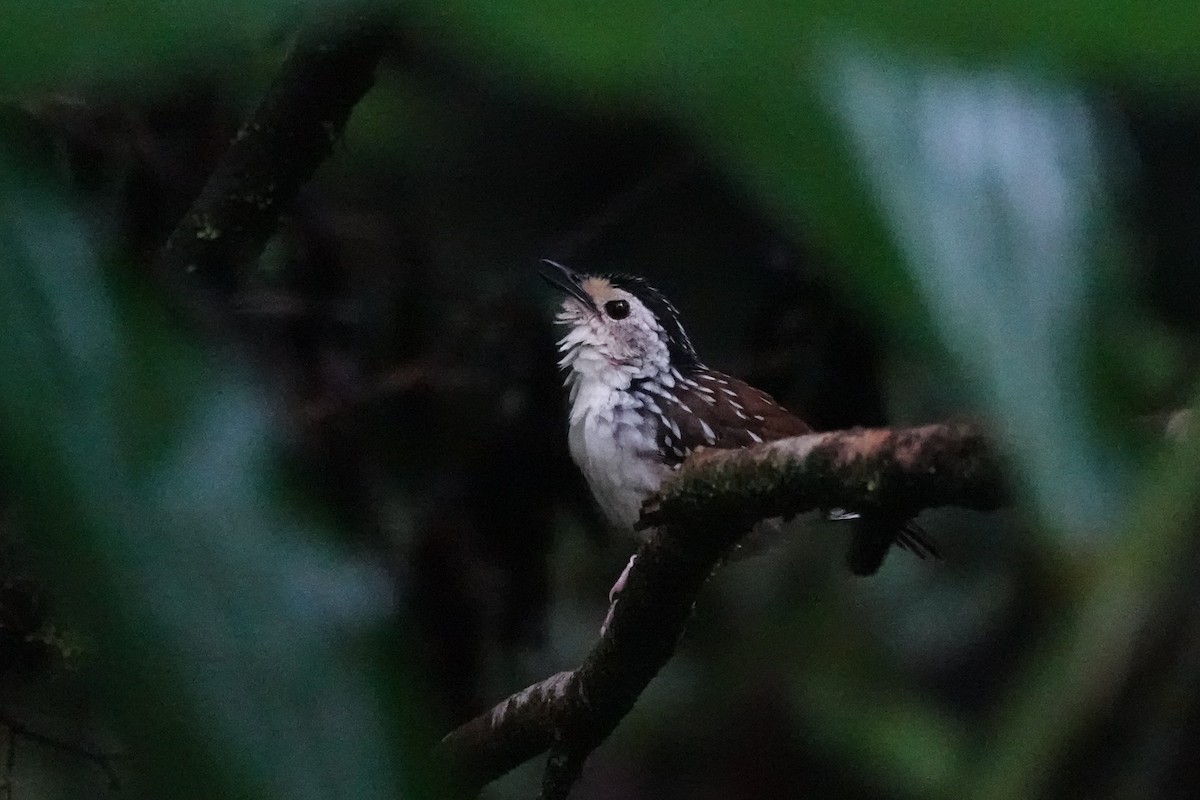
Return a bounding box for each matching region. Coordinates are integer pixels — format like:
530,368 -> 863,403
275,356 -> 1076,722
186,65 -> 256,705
600,554 -> 637,636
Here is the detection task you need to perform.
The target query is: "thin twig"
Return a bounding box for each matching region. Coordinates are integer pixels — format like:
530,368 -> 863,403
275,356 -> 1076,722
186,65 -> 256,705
0,712 -> 124,791
2,724 -> 14,800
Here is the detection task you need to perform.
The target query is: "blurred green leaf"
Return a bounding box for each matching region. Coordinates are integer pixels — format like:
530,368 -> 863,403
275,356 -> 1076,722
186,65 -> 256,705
407,0 -> 934,340
400,0 -> 1200,338
0,150 -> 429,798
822,47 -> 1134,535
970,413 -> 1200,800
407,2 -> 1200,94
0,0 -> 376,93
795,667 -> 964,797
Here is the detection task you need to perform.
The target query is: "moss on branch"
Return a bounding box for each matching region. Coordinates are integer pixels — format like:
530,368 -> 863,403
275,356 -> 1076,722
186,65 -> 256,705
641,421 -> 1009,529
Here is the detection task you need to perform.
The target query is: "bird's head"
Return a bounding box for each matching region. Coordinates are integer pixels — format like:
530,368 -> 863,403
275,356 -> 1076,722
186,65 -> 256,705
539,260 -> 701,385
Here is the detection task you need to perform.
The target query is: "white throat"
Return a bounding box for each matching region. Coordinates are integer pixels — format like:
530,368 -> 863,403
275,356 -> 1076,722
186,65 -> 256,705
556,319 -> 668,418
555,322 -> 674,529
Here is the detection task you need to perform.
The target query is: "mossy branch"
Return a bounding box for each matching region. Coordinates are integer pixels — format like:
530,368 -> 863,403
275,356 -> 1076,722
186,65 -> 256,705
436,420 -> 1014,796
639,420 -> 1009,529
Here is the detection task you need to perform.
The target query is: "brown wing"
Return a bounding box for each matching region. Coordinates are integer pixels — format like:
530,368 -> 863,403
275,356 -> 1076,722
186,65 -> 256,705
634,371 -> 943,570
632,369 -> 811,466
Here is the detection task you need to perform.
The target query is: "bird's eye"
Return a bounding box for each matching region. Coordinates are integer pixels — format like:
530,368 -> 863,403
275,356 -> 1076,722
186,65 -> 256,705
605,299 -> 630,320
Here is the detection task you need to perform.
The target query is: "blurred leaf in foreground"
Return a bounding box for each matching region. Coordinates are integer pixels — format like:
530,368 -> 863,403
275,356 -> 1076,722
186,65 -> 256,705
822,44 -> 1134,538
0,0 -> 383,94
0,145 -> 430,798
403,0 -> 1200,344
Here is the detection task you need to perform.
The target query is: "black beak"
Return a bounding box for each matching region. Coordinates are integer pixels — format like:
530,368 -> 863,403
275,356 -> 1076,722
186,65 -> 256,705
538,259 -> 595,310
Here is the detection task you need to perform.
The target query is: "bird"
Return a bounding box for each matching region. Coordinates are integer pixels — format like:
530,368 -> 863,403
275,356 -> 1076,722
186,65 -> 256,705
539,260 -> 936,625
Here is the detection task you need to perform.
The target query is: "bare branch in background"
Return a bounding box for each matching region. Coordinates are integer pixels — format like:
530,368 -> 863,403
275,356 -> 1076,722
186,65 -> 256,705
156,14 -> 392,301
0,713 -> 124,792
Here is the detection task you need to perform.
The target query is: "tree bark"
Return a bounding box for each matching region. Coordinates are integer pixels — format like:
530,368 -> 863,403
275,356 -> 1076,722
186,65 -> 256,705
157,14 -> 392,297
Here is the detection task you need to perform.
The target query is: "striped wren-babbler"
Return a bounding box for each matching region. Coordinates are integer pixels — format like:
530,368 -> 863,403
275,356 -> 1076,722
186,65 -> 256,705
540,260 -> 935,626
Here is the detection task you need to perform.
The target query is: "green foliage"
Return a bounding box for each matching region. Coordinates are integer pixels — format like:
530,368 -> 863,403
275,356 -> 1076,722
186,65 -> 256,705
0,148 -> 430,799
0,0 -> 379,94
822,49 -> 1136,534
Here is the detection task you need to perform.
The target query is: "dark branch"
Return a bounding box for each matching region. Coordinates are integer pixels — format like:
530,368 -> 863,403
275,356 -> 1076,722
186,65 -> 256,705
436,671 -> 574,791
436,420 -> 1013,795
156,13 -> 392,298
0,712 -> 124,790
